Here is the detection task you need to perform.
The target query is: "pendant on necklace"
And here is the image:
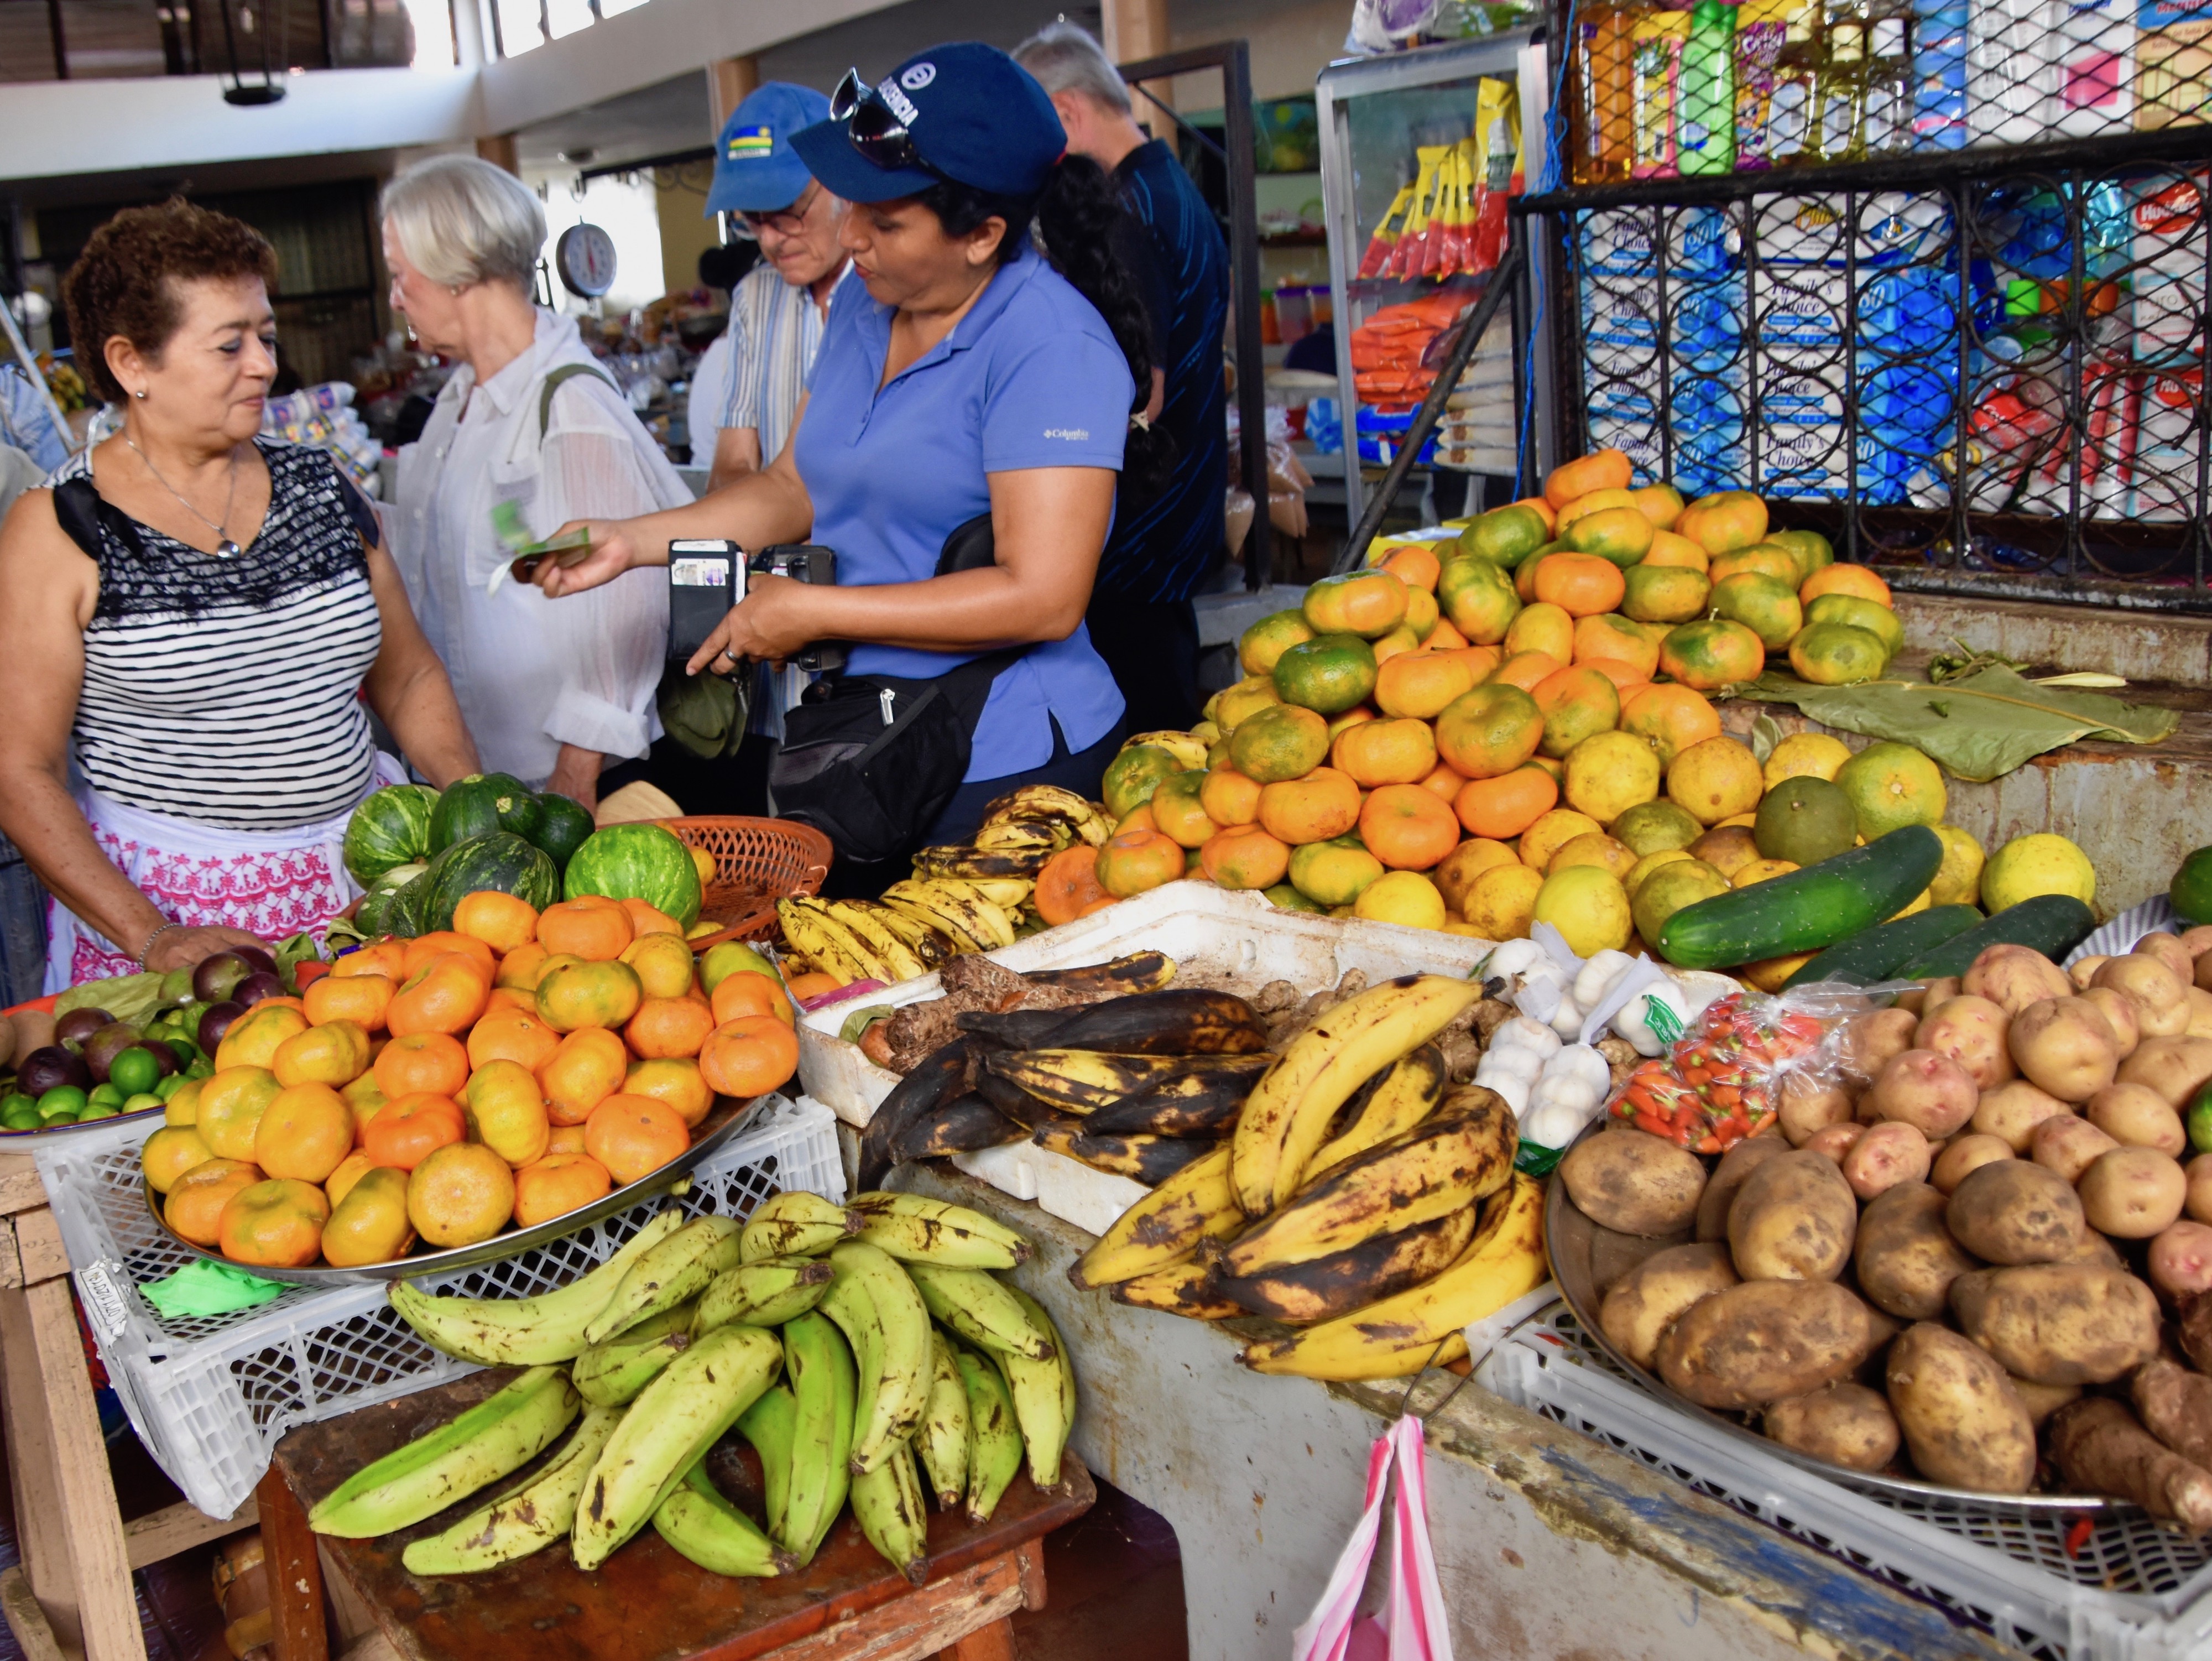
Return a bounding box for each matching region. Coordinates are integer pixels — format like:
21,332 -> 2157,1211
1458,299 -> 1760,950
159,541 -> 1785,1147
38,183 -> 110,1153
214,539 -> 243,559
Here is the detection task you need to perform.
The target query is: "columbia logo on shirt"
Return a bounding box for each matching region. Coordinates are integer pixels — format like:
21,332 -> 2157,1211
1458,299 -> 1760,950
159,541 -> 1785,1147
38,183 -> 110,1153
1043,427 -> 1092,440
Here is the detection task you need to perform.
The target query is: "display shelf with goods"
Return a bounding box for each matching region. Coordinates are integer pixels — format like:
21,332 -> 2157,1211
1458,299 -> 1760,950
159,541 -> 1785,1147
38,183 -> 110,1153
1525,0 -> 2212,603
1318,32 -> 1559,523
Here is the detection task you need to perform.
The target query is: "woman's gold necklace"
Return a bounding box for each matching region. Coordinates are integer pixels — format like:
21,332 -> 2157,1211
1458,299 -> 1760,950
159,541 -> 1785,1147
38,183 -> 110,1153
126,435 -> 244,558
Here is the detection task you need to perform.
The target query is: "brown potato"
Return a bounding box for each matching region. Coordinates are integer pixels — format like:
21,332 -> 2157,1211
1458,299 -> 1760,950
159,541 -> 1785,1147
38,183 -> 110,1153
2059,1227 -> 2126,1269
1729,1150 -> 1859,1281
1915,997 -> 2017,1091
2199,952 -> 2212,992
1945,1159 -> 2088,1264
2010,1376 -> 2083,1430
2148,1219 -> 2212,1300
1560,1128 -> 1709,1238
2182,925 -> 2212,958
1932,1134 -> 2015,1194
1588,1222 -> 1694,1299
1840,1008 -> 1921,1083
1657,1279 -> 1873,1409
2078,1147 -> 2188,1238
1948,1263 -> 2161,1384
1964,944 -> 2073,1017
1764,1382 -> 1901,1473
1885,1322 -> 2037,1493
2135,933 -> 2195,983
2080,985 -> 2141,1058
2115,1036 -> 2212,1107
1854,1180 -> 1983,1320
1778,1070 -> 1854,1148
2085,1083 -> 2185,1156
1842,1121 -> 1933,1200
1922,975 -> 1963,1007
1804,1122 -> 1866,1164
2009,997 -> 2120,1103
1971,1079 -> 2072,1153
1866,1048 -> 1979,1137
2031,1112 -> 2119,1183
2189,987 -> 2212,1038
1695,1134 -> 1793,1243
2094,954 -> 2192,1038
1600,1241 -> 1740,1370
2069,955 -> 2112,992
2188,1153 -> 2212,1226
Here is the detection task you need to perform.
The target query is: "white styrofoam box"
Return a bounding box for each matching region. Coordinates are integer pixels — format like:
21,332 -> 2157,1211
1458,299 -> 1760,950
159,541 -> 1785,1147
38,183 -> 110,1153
2069,893 -> 2182,966
1482,1300 -> 2212,1661
949,1142 -> 1149,1237
33,1095 -> 842,1519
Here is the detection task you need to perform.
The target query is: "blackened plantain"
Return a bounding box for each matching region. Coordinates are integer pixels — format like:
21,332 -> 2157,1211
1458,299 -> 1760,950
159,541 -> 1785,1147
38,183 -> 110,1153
1032,1123 -> 1214,1184
1108,1258 -> 1248,1321
1209,1205 -> 1480,1325
1080,1055 -> 1272,1138
1035,988 -> 1268,1055
891,1096 -> 1025,1162
954,1008 -> 1073,1048
1020,950 -> 1176,996
858,1036 -> 982,1189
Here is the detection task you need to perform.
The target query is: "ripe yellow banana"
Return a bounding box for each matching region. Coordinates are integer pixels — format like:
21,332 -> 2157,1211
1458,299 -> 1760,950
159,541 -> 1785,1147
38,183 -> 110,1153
962,877 -> 1036,911
1069,1144 -> 1241,1288
956,1344 -> 1024,1524
1238,1173 -> 1545,1380
583,1215 -> 742,1345
401,1404 -> 623,1575
851,1190 -> 1032,1269
911,880 -> 1017,948
387,1211 -> 684,1366
880,883 -> 994,952
572,1324 -> 784,1569
739,1192 -> 862,1263
916,1330 -> 970,1508
1230,975 -> 1483,1217
310,1366 -> 580,1537
985,1049 -> 1196,1115
1220,1090 -> 1516,1277
778,900 -> 891,983
840,898 -> 954,967
811,899 -> 927,981
1307,1044 -> 1448,1177
1121,731 -> 1210,770
972,818 -> 1069,855
1212,1205 -> 1478,1325
1107,1257 -> 1245,1321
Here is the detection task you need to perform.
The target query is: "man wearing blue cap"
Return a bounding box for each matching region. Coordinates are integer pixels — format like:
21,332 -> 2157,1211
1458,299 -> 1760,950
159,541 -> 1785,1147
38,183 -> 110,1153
700,82 -> 851,493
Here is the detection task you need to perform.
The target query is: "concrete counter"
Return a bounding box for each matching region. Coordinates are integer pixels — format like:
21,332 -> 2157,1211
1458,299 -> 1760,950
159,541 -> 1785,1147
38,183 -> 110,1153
891,1163 -> 2022,1661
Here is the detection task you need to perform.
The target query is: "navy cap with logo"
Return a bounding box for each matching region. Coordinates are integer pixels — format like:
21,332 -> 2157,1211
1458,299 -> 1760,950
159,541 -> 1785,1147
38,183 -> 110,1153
705,82 -> 832,217
790,43 -> 1066,205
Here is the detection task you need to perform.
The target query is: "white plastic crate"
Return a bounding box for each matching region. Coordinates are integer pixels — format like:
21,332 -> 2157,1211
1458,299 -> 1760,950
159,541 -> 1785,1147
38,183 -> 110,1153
1478,1301 -> 2212,1661
32,1094 -> 842,1519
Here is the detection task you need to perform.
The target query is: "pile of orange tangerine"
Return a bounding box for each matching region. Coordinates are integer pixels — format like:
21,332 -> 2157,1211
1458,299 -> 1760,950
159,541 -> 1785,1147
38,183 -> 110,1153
1051,452 -> 1901,947
138,893 -> 806,1271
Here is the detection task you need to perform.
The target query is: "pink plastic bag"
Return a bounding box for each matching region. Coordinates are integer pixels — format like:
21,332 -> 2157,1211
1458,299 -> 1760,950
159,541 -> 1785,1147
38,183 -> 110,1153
1293,1414 -> 1455,1661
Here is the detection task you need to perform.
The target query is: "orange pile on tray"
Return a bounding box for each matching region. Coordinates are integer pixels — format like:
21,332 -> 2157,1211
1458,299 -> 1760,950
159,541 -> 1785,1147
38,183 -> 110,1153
138,894 -> 801,1271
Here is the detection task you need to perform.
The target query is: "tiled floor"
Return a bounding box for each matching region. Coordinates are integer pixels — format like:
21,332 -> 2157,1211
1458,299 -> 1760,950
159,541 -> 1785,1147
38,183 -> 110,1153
0,1413 -> 1186,1661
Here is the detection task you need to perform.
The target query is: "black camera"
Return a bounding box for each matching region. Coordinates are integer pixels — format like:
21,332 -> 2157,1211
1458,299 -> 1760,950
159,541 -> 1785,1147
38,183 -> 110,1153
667,539 -> 846,675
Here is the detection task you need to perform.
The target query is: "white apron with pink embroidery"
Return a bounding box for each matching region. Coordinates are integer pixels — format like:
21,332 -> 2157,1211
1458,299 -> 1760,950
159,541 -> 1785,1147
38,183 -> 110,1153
43,752 -> 408,993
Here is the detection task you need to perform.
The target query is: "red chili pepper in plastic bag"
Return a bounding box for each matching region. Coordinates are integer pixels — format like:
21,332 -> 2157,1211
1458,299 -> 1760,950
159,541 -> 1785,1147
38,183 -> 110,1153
1608,992 -> 1832,1151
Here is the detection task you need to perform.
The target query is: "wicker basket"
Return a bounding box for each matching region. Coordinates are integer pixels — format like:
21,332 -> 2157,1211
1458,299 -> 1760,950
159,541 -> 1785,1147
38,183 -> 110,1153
661,816 -> 833,952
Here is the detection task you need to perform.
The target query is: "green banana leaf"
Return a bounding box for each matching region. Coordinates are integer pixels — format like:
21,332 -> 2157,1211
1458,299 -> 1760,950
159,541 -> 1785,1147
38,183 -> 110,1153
1731,666 -> 2178,783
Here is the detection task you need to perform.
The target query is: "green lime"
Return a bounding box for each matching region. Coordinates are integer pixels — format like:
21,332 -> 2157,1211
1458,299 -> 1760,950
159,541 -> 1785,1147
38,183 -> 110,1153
2189,1084 -> 2212,1156
76,1104 -> 117,1121
109,1045 -> 161,1098
36,1085 -> 88,1119
186,1058 -> 215,1080
166,1038 -> 197,1068
2177,847 -> 2212,926
88,1082 -> 126,1109
155,1073 -> 187,1101
122,1092 -> 165,1116
2,1108 -> 39,1132
0,1092 -> 32,1119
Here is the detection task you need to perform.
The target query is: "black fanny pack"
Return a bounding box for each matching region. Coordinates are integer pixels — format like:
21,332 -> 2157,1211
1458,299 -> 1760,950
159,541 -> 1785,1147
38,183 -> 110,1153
765,514 -> 1013,863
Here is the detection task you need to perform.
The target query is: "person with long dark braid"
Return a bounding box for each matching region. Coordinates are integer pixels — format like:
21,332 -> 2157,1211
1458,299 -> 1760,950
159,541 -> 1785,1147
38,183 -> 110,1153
531,45 -> 1167,866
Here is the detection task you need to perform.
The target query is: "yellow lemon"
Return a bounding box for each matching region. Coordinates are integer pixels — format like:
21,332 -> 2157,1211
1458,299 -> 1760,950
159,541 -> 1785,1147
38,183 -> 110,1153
1463,863 -> 1546,941
1353,870 -> 1449,931
1519,809 -> 1604,871
1532,865 -> 1632,957
1548,832 -> 1637,882
1665,736 -> 1765,826
1928,825 -> 1986,909
1761,731 -> 1854,790
1981,834 -> 2096,913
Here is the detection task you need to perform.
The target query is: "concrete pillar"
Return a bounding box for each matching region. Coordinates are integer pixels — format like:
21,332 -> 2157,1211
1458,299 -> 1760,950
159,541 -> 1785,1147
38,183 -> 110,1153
706,55 -> 760,134
1102,0 -> 1176,123
474,133 -> 520,175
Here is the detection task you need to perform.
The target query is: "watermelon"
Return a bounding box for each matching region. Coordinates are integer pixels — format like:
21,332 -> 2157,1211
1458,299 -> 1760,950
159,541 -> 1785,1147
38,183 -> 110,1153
531,793 -> 596,871
357,861 -> 427,936
345,785 -> 437,884
430,775 -> 542,854
564,824 -> 703,928
388,867 -> 437,939
421,832 -> 560,934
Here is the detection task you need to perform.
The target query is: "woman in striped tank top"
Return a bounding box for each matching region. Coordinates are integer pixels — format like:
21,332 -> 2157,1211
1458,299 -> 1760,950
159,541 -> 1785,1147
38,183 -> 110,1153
0,200 -> 480,990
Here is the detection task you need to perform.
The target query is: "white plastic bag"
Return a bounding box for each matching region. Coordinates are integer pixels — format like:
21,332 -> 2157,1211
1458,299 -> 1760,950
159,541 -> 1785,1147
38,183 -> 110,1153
1293,1414 -> 1457,1661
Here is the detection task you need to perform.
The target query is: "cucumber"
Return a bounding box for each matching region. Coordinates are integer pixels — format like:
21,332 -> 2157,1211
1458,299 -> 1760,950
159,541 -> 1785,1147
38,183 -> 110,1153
1892,894 -> 2098,981
1782,905 -> 1981,988
1655,825 -> 1943,971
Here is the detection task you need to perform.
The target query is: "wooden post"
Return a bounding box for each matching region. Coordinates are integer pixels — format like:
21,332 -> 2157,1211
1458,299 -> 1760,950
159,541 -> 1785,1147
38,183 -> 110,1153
474,133 -> 520,175
1102,0 -> 1175,123
258,1464 -> 330,1661
706,55 -> 759,133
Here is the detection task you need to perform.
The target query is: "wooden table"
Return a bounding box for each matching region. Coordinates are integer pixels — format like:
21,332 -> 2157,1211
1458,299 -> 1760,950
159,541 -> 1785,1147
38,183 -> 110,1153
263,1370 -> 1095,1661
0,1147 -> 257,1661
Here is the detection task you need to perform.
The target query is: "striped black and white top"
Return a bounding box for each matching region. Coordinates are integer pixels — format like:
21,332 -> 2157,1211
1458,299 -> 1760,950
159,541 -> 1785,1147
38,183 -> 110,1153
51,439 -> 382,830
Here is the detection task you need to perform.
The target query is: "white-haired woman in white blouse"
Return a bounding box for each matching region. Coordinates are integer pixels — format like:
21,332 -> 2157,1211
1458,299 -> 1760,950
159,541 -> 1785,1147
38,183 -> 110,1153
385,155 -> 688,809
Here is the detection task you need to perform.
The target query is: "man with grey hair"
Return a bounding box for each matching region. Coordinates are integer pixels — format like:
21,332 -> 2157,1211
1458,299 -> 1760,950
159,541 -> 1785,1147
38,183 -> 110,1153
1015,20 -> 1228,732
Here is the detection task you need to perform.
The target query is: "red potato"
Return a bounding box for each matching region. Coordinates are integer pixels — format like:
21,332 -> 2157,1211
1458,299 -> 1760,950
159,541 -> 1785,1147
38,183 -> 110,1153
2094,954 -> 2192,1038
2149,1219 -> 2212,1300
1804,1122 -> 1867,1165
2008,997 -> 2120,1103
1916,997 -> 2016,1091
1866,1048 -> 1979,1138
1778,1070 -> 1855,1148
1841,1008 -> 1921,1083
2032,1112 -> 2120,1183
2081,985 -> 2141,1059
2070,955 -> 2112,992
2085,1083 -> 2186,1156
1972,1079 -> 2072,1153
2134,934 -> 2194,984
1842,1121 -> 1932,1200
1964,944 -> 2072,1017
1932,1133 -> 2015,1194
2077,1147 -> 2188,1238
1897,976 -> 1961,1019
2188,1153 -> 2212,1226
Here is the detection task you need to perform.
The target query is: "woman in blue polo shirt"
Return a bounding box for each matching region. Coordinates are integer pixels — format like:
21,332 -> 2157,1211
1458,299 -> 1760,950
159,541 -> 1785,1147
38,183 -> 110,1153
535,43 -> 1167,860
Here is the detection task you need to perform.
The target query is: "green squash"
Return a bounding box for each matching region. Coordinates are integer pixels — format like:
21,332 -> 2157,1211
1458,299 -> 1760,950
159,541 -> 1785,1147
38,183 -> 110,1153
429,774 -> 542,853
530,793 -> 597,871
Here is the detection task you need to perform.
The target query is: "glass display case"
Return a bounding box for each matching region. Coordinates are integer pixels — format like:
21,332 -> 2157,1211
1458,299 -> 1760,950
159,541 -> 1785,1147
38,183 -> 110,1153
1317,31 -> 1556,523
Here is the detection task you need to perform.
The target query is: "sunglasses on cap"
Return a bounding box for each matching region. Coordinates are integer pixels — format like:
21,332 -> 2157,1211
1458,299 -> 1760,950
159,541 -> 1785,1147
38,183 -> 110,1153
829,68 -> 947,179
